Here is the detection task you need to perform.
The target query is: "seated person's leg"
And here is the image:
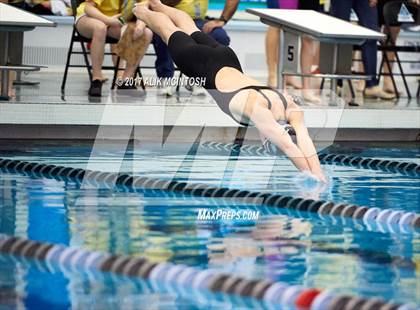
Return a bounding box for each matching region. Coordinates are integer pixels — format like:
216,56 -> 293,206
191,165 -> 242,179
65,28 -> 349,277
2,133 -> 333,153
9,71 -> 16,98
382,26 -> 400,93
76,16 -> 107,82
152,34 -> 175,79
107,25 -> 125,79
110,44 -> 125,79
0,71 -> 16,99
152,33 -> 177,95
208,25 -> 230,46
330,0 -> 352,20
354,0 -> 394,99
194,19 -> 205,30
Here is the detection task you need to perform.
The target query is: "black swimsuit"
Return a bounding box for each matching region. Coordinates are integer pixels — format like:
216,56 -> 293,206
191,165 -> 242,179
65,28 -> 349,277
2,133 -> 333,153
167,31 -> 288,125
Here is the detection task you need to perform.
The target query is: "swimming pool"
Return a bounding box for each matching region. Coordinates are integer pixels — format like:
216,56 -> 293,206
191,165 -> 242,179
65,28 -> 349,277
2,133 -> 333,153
0,141 -> 419,309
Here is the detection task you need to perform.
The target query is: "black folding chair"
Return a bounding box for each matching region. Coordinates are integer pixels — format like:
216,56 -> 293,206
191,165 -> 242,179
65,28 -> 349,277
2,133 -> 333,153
378,1 -> 420,98
61,0 -> 145,92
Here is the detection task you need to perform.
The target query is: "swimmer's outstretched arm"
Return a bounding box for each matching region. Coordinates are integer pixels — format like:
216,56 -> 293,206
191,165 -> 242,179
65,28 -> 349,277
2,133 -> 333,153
249,104 -> 311,173
290,121 -> 326,182
286,104 -> 326,182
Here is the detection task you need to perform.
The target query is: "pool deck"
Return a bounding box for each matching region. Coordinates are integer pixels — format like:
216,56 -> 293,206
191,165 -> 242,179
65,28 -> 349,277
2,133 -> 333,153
1,72 -> 419,141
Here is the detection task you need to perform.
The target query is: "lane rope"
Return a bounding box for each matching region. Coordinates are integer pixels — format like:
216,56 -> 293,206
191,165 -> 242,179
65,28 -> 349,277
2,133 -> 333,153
0,235 -> 417,310
0,158 -> 419,232
200,141 -> 420,177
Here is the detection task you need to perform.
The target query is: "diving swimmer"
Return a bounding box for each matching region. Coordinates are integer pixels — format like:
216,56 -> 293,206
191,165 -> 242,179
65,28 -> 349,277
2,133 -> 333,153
133,0 -> 327,182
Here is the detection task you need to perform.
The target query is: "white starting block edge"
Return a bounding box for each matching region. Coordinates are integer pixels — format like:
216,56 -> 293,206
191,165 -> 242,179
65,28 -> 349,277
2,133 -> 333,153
0,3 -> 56,28
246,9 -> 385,43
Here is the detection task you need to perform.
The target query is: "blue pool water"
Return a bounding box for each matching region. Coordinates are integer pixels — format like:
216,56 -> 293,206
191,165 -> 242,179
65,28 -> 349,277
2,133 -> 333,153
0,141 -> 419,309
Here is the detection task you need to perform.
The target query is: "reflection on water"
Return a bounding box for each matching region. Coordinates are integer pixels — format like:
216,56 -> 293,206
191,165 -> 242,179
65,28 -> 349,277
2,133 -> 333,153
0,173 -> 418,307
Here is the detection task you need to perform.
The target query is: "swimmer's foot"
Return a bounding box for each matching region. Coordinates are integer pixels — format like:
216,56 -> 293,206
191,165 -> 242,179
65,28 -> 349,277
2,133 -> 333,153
133,2 -> 151,20
149,0 -> 164,11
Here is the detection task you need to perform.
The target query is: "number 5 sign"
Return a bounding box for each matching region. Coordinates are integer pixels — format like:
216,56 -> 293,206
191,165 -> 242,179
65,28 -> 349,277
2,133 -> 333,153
282,31 -> 299,73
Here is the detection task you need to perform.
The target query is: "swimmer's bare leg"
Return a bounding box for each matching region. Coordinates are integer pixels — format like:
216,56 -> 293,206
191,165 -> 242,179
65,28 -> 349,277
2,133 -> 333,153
148,0 -> 200,35
133,3 -> 180,44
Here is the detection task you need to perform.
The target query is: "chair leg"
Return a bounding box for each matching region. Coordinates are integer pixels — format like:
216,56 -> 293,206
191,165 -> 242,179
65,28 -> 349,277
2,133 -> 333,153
176,71 -> 182,93
394,50 -> 411,98
79,39 -> 92,82
347,79 -> 355,99
377,49 -> 385,84
319,78 -> 325,92
137,67 -> 146,90
111,56 -> 120,89
61,28 -> 76,91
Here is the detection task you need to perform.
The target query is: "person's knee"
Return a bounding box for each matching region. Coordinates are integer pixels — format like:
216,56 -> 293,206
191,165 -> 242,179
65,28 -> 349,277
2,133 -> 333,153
93,22 -> 107,39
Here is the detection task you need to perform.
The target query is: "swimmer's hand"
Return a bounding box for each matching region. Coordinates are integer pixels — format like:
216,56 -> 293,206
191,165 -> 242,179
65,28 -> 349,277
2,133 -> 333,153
294,171 -> 329,196
297,170 -> 328,184
133,2 -> 150,19
313,172 -> 328,183
297,171 -> 325,184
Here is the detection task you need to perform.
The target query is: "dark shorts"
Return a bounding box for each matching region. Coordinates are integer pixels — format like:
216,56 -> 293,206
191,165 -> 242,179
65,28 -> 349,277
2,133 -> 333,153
167,31 -> 242,90
298,0 -> 323,11
378,0 -> 418,26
